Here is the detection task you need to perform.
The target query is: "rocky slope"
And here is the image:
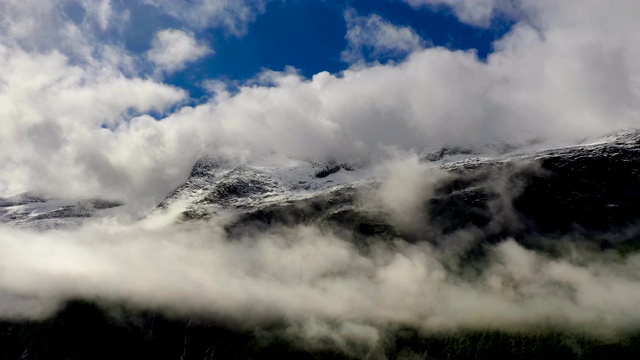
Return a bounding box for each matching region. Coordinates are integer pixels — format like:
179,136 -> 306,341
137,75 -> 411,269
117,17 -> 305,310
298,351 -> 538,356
158,129 -> 640,250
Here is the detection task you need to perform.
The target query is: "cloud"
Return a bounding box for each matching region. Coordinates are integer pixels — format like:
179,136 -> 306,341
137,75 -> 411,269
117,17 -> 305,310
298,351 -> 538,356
402,0 -> 510,27
366,155 -> 448,234
81,0 -> 114,31
142,0 -> 269,35
147,29 -> 212,74
0,44 -> 187,206
0,0 -> 639,214
342,10 -> 426,64
2,200 -> 640,339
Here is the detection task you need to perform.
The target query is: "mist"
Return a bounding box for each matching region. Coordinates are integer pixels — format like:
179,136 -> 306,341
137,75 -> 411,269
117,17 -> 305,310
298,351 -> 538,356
3,209 -> 640,337
2,158 -> 640,348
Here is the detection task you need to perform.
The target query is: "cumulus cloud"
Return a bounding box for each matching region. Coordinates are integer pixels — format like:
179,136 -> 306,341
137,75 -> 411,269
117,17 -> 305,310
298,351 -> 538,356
0,1 -> 105,61
3,0 -> 640,208
147,29 -> 212,74
0,43 -> 187,206
342,10 -> 426,64
0,1 -> 640,205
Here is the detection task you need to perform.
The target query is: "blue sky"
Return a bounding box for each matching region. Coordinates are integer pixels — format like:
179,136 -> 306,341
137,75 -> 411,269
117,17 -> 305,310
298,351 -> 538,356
128,0 -> 514,100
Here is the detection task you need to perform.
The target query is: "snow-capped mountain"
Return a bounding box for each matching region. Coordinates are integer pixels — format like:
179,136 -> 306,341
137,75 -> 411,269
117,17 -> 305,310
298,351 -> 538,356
418,139 -> 523,163
4,129 -> 639,242
156,154 -> 374,221
0,194 -> 123,229
153,129 -> 640,246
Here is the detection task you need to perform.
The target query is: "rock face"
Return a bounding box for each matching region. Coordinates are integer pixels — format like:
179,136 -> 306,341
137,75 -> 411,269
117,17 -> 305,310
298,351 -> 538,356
159,130 -> 640,249
156,155 -> 371,223
430,131 -> 640,246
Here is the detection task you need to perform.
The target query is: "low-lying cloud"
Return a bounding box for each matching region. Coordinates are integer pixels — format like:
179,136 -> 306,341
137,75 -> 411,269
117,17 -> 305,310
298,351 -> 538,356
2,159 -> 640,344
3,212 -> 640,337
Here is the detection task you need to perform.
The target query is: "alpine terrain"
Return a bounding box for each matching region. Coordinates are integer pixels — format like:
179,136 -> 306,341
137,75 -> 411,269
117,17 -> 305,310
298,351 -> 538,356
2,130 -> 640,359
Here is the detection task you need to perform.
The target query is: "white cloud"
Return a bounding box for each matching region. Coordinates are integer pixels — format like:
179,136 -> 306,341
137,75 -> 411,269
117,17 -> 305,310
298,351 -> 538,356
0,43 -> 187,206
2,211 -> 640,339
82,0 -> 114,31
402,0 -> 508,27
342,10 -> 426,64
0,0 -> 133,71
143,0 -> 268,35
0,0 -> 639,214
147,29 -> 212,74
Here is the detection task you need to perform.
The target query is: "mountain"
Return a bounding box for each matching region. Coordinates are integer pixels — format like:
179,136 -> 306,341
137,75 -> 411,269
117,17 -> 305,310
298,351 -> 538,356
156,155 -> 372,222
2,130 -> 640,359
158,129 -> 640,250
7,129 -> 637,241
0,194 -> 124,229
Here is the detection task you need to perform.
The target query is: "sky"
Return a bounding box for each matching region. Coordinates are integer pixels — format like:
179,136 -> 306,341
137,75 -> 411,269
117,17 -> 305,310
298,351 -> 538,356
0,0 -> 639,207
161,0 -> 513,99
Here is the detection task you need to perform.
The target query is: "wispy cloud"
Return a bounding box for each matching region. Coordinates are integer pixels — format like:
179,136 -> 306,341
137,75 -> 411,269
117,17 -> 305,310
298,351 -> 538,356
342,10 -> 426,64
402,0 -> 512,27
142,0 -> 269,35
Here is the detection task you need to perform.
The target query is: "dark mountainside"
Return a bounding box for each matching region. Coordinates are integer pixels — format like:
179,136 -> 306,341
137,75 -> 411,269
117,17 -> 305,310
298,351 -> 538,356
2,131 -> 640,359
225,132 -> 640,251
3,300 -> 640,360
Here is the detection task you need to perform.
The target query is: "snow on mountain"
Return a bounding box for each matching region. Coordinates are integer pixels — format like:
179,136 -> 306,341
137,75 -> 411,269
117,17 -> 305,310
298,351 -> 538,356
156,153 -> 376,221
418,139 -> 523,164
4,129 -> 640,233
150,129 -> 640,246
0,195 -> 124,229
159,130 -> 640,217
